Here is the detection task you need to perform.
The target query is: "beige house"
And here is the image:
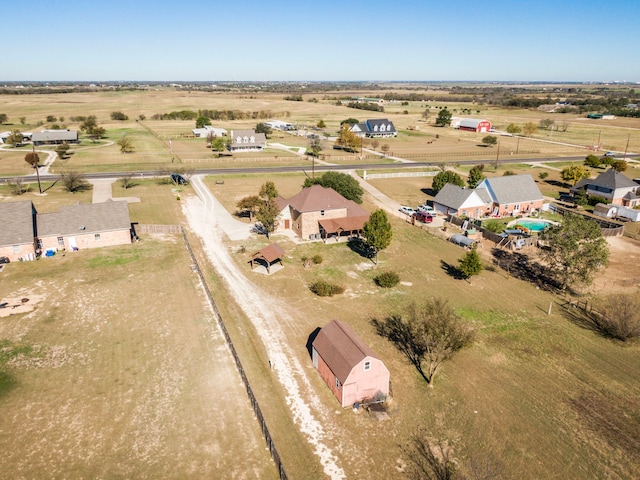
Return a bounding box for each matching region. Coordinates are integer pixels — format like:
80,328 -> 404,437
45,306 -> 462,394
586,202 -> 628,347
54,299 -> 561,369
0,200 -> 37,261
276,185 -> 369,241
37,201 -> 132,253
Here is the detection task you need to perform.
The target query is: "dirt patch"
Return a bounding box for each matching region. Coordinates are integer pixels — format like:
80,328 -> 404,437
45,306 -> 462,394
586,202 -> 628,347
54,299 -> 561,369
0,295 -> 44,318
591,236 -> 640,293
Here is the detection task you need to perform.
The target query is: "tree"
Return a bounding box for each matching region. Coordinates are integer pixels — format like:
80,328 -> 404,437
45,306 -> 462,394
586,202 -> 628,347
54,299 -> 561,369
435,108 -> 452,127
0,113 -> 8,124
110,111 -> 128,121
195,116 -> 211,129
303,171 -> 364,203
561,164 -> 590,186
316,119 -> 326,129
307,136 -> 323,157
538,171 -> 549,180
458,244 -> 483,279
539,118 -> 555,130
255,122 -> 272,138
371,298 -> 473,385
506,123 -> 522,135
236,195 -> 261,220
80,115 -> 104,142
590,293 -> 640,341
19,116 -> 26,125
60,170 -> 91,193
584,154 -> 602,168
259,181 -> 278,200
255,198 -> 280,238
211,137 -> 227,155
431,171 -> 464,194
8,177 -> 30,195
340,117 -> 359,126
371,139 -> 380,151
92,126 -> 106,140
467,165 -> 485,188
482,135 -> 498,147
405,435 -> 456,480
380,143 -> 390,156
117,135 -> 134,153
422,109 -> 430,121
55,143 -> 70,159
335,123 -> 362,152
362,209 -> 393,264
5,129 -> 23,147
522,122 -> 537,136
119,173 -> 137,190
540,213 -> 609,291
24,151 -> 42,194
611,160 -> 628,172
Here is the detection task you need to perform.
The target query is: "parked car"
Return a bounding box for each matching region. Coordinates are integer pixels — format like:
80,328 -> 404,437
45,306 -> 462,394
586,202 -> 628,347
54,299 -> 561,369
399,206 -> 415,216
0,256 -> 9,264
171,173 -> 187,185
413,211 -> 433,223
417,204 -> 435,214
603,151 -> 616,157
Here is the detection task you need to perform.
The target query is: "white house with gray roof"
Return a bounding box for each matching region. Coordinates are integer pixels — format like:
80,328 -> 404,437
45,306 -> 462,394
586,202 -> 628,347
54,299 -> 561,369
228,129 -> 266,152
32,129 -> 79,145
349,119 -> 397,138
433,174 -> 544,219
571,169 -> 640,207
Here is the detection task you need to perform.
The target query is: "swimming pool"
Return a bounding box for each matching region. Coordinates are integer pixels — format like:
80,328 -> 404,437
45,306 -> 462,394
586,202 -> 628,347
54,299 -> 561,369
515,220 -> 551,232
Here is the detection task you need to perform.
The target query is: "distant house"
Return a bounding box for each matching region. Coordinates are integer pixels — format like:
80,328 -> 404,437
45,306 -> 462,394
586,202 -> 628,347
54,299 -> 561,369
433,174 -> 544,218
37,201 -> 132,253
572,169 -> 640,207
32,129 -> 79,145
264,120 -> 294,131
0,200 -> 37,261
349,119 -> 397,138
0,131 -> 32,144
275,185 -> 369,241
457,118 -> 491,133
192,125 -> 228,138
228,129 -> 266,152
312,319 -> 390,408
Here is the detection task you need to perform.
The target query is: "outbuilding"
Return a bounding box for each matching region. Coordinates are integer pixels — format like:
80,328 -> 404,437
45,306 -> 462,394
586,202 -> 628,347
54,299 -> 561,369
458,118 -> 491,133
312,319 -> 390,408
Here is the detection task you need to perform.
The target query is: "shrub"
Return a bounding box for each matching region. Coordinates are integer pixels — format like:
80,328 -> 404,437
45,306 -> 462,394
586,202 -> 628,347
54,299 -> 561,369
312,254 -> 323,265
374,271 -> 400,288
588,195 -> 608,206
309,281 -> 344,297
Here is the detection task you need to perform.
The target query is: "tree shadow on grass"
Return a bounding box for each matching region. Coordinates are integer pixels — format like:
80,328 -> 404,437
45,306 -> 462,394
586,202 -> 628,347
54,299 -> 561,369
440,260 -> 465,280
491,248 -> 561,291
347,238 -> 375,262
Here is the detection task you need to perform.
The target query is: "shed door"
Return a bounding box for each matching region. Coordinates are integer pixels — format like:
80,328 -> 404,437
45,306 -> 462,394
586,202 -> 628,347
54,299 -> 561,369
312,348 -> 318,368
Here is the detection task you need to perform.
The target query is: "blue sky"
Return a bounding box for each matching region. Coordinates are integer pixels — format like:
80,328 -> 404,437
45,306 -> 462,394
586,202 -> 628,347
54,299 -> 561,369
2,0 -> 638,82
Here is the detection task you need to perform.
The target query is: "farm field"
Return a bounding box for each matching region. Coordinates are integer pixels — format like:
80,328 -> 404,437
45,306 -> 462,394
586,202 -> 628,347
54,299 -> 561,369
1,87 -> 640,479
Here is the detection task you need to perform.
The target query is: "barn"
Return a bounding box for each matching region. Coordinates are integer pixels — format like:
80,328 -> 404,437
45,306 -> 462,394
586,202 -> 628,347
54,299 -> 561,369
312,319 -> 390,408
458,118 -> 491,133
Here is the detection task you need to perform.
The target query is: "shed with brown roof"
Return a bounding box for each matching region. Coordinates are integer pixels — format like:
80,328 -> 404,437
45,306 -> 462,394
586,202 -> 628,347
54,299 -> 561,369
312,319 -> 390,407
249,243 -> 285,274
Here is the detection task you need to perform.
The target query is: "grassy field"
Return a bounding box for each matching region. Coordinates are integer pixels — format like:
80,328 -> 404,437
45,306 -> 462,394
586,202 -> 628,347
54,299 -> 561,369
1,88 -> 640,479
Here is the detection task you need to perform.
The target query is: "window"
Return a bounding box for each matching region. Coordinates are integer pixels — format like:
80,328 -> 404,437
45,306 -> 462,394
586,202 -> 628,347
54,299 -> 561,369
364,361 -> 371,371
250,136 -> 255,143
57,236 -> 64,248
513,204 -> 520,212
243,136 -> 249,143
94,233 -> 101,241
320,210 -> 325,216
12,245 -> 19,253
335,377 -> 340,389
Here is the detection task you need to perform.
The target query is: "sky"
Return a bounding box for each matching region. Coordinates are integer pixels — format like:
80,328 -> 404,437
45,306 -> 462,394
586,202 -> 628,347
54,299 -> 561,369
2,0 -> 639,82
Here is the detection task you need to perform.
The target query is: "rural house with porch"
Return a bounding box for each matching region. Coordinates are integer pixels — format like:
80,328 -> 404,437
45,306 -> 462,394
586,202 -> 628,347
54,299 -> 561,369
312,319 -> 390,408
228,129 -> 266,152
275,185 -> 369,241
349,119 -> 397,138
571,169 -> 640,207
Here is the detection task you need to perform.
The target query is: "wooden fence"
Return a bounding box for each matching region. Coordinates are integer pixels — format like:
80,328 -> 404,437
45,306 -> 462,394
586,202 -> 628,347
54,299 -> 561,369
549,204 -> 625,236
181,232 -> 288,480
134,224 -> 184,235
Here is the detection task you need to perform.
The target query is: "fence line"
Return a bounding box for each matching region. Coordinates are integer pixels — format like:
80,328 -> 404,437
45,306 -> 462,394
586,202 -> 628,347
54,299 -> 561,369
549,204 -> 625,236
180,232 -> 288,480
183,156 -> 303,164
364,170 -> 438,179
135,224 -> 184,234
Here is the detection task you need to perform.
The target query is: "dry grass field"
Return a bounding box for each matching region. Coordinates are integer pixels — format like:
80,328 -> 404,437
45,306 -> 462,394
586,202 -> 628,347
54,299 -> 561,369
1,88 -> 640,479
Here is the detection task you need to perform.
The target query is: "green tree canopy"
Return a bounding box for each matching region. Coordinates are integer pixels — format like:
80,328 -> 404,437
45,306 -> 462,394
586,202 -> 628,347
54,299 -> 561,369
458,244 -> 483,279
317,119 -> 326,129
611,160 -> 628,172
302,171 -> 364,203
467,165 -> 485,188
195,116 -> 211,128
506,123 -> 522,135
432,170 -> 464,194
5,129 -> 23,147
541,213 -> 609,291
371,298 -> 474,385
435,108 -> 452,127
255,122 -> 272,138
482,135 -> 498,147
584,154 -> 602,168
117,135 -> 134,153
561,164 -> 590,186
522,122 -> 537,136
340,117 -> 359,126
259,181 -> 279,200
362,209 -> 393,264
335,124 -> 362,152
0,113 -> 8,124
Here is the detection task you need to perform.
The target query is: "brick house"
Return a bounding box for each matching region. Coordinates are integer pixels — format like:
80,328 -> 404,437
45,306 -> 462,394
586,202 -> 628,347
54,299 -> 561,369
276,185 -> 369,241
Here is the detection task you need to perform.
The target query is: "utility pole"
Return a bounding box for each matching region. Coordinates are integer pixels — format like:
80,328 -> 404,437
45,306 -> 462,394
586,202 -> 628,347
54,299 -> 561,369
624,133 -> 630,160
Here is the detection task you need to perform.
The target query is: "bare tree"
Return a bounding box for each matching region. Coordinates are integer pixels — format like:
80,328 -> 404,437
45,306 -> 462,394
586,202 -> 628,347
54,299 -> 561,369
8,177 -> 30,195
371,139 -> 380,150
119,173 -> 136,190
590,293 -> 640,341
371,298 -> 473,385
60,170 -> 91,193
381,143 -> 390,156
117,135 -> 134,153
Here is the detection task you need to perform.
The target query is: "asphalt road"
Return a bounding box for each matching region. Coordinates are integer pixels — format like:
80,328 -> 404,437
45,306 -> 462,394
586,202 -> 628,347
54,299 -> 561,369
3,154 -> 638,184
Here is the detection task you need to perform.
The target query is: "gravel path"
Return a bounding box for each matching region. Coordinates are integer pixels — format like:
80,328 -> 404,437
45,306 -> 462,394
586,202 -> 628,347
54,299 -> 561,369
185,175 -> 346,480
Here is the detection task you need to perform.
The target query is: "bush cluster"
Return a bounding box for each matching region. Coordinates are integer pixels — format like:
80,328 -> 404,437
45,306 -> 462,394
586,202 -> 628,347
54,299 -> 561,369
374,271 -> 400,288
309,281 -> 344,297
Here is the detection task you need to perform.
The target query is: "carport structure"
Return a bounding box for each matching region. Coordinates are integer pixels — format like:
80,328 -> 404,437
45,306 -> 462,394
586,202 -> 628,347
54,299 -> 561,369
318,217 -> 367,243
249,243 -> 285,274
